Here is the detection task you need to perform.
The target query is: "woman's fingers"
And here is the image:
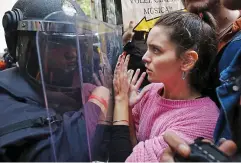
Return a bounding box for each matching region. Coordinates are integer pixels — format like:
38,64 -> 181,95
113,53 -> 133,95
120,53 -> 126,73
124,55 -> 130,73
114,53 -> 123,82
135,72 -> 146,90
131,69 -> 141,85
114,53 -> 122,72
128,70 -> 134,84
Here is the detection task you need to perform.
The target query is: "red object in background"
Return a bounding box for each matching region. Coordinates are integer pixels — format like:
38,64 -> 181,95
0,60 -> 6,70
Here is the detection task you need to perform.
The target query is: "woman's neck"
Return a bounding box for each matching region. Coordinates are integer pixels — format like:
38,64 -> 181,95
161,81 -> 201,100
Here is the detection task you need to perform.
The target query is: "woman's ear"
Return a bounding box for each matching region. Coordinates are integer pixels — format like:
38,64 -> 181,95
180,50 -> 198,72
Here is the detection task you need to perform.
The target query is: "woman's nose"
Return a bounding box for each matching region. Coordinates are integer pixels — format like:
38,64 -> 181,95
142,51 -> 151,63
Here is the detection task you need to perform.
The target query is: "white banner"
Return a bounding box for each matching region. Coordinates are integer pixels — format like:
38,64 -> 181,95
0,0 -> 18,55
121,0 -> 184,32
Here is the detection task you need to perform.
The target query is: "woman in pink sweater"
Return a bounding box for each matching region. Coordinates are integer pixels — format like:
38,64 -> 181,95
112,11 -> 220,162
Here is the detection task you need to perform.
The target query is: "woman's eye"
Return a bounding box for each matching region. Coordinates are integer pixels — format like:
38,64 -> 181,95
152,47 -> 160,54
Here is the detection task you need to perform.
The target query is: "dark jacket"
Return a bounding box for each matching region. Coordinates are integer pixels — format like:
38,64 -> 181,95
214,32 -> 241,152
0,68 -> 91,161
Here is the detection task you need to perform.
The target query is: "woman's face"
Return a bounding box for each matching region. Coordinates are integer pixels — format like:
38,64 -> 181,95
183,0 -> 220,13
142,26 -> 182,84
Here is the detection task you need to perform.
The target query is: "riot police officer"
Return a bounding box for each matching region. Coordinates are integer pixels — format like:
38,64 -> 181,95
0,0 -> 121,161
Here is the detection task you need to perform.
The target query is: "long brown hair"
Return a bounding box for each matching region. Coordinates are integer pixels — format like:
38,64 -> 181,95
154,11 -> 218,93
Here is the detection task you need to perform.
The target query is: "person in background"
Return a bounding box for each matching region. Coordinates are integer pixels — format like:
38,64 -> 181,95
122,21 -> 150,88
0,48 -> 15,70
221,0 -> 241,10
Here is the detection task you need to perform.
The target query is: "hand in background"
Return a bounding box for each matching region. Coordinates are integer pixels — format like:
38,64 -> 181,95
160,131 -> 237,162
123,21 -> 134,45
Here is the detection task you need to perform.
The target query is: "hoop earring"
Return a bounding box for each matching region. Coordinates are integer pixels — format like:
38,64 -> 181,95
182,71 -> 187,80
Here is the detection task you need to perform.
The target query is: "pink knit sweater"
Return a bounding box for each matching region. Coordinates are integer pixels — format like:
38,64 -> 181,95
126,83 -> 219,162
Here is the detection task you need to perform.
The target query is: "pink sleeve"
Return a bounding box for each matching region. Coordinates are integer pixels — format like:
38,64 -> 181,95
126,105 -> 219,162
125,128 -> 213,162
125,130 -> 188,162
126,135 -> 168,162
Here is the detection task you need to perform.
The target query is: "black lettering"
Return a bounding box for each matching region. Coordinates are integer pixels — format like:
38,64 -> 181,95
154,8 -> 159,14
144,6 -> 173,15
161,7 -> 165,13
150,8 -> 152,14
144,8 -> 149,14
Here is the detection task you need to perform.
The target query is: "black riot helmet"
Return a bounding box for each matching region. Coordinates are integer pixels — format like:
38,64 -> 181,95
2,0 -> 87,89
1,0 -> 89,113
2,0 -> 85,62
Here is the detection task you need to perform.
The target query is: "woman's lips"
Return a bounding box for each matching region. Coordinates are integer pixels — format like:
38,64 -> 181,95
146,67 -> 152,73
